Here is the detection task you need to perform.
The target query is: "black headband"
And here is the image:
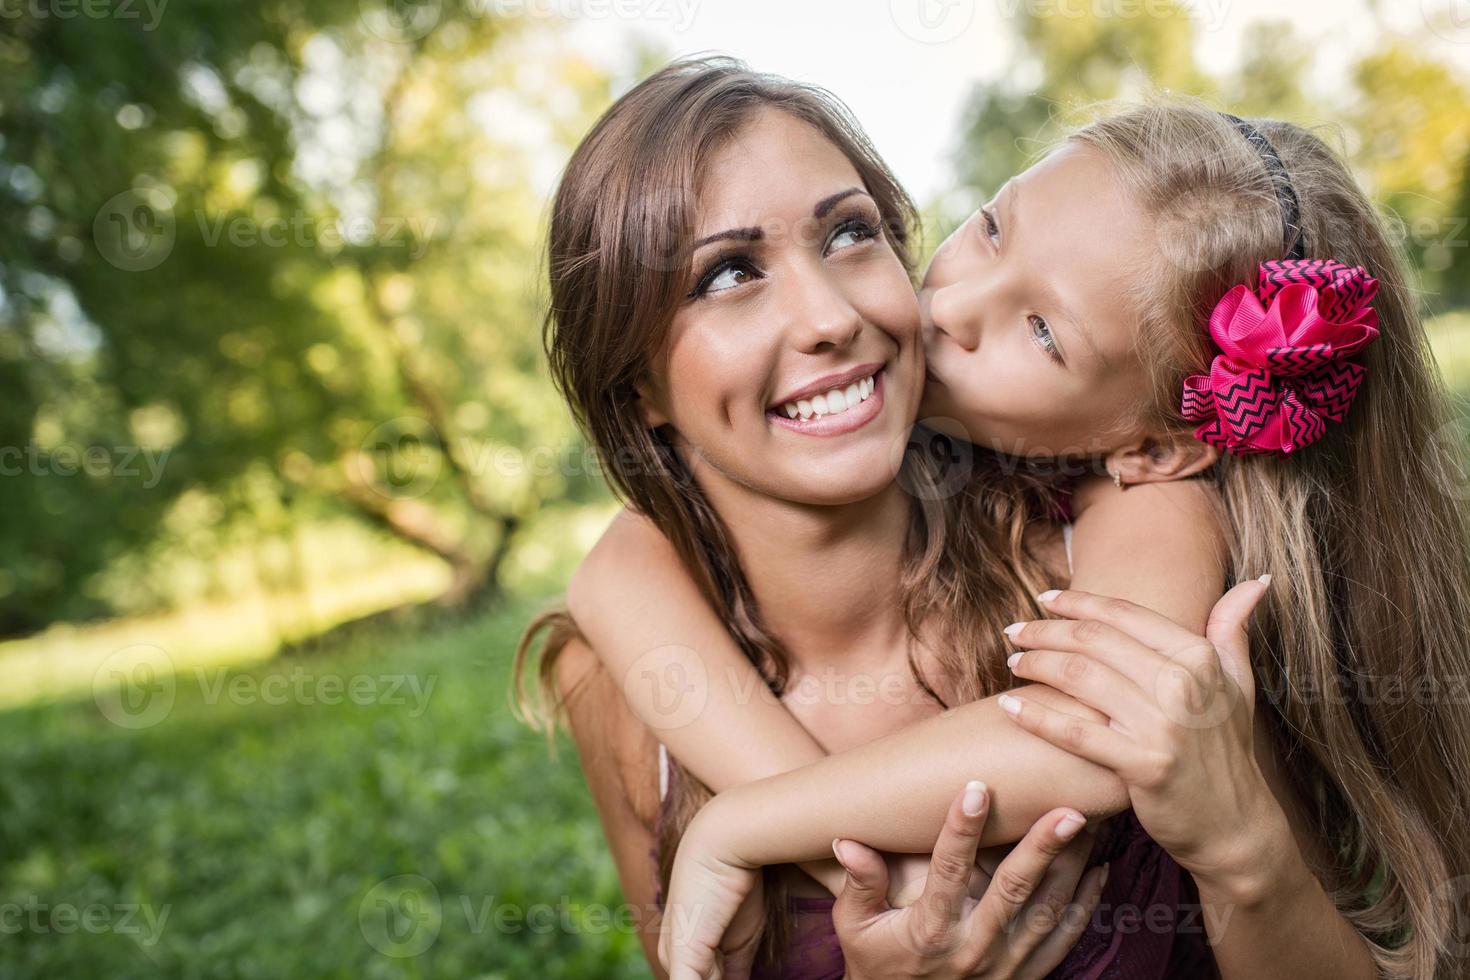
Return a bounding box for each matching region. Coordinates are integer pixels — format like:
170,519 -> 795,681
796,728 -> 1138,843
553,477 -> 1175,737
1222,113 -> 1308,261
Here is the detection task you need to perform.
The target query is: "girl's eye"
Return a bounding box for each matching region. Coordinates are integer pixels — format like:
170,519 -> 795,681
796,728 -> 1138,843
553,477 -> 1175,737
1029,314 -> 1062,363
981,209 -> 1000,243
828,218 -> 878,253
692,258 -> 761,297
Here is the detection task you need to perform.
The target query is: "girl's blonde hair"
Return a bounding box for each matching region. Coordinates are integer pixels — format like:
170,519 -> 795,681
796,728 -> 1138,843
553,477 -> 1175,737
1071,100 -> 1470,978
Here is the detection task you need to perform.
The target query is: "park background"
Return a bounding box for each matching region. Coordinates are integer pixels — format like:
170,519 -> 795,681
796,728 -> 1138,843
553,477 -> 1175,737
2,0 -> 1469,975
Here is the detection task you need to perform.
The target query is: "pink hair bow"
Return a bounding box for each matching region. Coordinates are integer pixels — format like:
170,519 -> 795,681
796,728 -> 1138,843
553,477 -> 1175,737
1180,259 -> 1380,456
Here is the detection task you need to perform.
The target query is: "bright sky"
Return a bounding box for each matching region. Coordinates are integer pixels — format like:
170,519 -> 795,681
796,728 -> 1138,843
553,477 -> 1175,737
559,0 -> 1470,205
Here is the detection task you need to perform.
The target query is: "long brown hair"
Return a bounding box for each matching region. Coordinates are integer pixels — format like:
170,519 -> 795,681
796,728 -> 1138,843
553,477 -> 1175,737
512,57 -> 1054,971
1071,100 -> 1470,979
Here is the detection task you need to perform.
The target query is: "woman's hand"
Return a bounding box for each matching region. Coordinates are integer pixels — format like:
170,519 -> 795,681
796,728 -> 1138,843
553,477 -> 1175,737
833,781 -> 1106,979
998,579 -> 1290,894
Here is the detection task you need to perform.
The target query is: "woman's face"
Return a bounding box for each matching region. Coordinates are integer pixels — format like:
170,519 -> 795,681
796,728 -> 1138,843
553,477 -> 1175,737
642,108 -> 924,507
918,143 -> 1157,458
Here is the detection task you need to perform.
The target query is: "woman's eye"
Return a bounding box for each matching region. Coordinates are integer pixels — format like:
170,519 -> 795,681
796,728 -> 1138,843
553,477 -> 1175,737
693,259 -> 760,297
1029,314 -> 1061,362
707,264 -> 753,292
828,218 -> 877,253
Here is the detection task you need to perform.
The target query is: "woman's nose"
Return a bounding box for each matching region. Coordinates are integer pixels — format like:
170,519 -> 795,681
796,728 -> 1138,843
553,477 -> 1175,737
786,275 -> 863,353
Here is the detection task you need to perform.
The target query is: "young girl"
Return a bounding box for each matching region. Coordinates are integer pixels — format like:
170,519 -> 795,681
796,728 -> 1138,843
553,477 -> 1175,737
512,60 -> 1246,979
629,102 -> 1470,978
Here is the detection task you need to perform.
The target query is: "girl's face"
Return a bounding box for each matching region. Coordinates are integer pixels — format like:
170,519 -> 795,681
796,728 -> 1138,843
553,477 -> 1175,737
641,108 -> 924,507
918,143 -> 1159,458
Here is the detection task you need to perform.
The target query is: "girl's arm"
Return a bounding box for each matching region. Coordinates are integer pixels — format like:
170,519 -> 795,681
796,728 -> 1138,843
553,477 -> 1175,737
566,507 -> 845,892
566,507 -> 1126,888
566,508 -> 829,786
568,477 -> 1223,869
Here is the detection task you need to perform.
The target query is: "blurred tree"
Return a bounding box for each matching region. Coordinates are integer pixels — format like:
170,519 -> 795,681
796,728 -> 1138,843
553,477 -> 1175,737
947,7 -> 1470,319
950,1 -> 1210,215
0,2 -> 612,634
1343,41 -> 1470,308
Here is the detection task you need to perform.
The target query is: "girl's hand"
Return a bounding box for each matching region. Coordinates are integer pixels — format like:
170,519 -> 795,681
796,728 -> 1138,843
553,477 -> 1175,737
657,805 -> 763,980
833,781 -> 1106,979
999,579 -> 1290,893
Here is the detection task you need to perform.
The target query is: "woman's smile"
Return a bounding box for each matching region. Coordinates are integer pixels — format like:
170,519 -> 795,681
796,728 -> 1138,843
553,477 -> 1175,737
767,363 -> 886,436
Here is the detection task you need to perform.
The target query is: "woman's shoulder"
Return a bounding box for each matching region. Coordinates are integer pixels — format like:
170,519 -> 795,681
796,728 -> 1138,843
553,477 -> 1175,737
553,636 -> 664,832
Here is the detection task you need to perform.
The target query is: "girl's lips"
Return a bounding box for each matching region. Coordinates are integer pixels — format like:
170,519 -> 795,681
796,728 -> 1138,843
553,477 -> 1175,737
767,369 -> 885,437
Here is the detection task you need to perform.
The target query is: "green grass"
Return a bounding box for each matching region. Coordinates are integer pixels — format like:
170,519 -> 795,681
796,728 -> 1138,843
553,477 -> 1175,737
0,600 -> 650,980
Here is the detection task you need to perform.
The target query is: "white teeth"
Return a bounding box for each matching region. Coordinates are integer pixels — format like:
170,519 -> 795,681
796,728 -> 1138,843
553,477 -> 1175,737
776,371 -> 879,422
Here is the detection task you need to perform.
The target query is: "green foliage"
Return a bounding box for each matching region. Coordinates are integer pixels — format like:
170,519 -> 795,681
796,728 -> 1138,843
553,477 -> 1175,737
0,599 -> 648,979
0,2 -> 616,634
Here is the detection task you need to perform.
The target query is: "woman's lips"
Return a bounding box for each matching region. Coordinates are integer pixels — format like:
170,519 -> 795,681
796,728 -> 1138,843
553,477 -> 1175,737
767,368 -> 885,437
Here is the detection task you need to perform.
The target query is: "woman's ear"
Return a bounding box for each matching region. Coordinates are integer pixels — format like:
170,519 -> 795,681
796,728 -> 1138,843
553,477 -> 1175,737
633,378 -> 670,430
1105,433 -> 1219,488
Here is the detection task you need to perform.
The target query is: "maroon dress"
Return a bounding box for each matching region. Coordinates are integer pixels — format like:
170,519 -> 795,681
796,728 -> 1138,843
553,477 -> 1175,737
650,750 -> 1216,979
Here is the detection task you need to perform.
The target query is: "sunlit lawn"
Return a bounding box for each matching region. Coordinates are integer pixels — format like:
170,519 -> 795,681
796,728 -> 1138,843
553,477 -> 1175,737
0,598 -> 650,980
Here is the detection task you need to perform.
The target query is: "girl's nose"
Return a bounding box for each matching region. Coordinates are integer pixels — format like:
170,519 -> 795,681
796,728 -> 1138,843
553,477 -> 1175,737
926,284 -> 978,352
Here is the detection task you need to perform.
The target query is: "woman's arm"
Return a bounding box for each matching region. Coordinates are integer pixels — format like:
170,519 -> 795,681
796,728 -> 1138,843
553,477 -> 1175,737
552,636 -> 671,979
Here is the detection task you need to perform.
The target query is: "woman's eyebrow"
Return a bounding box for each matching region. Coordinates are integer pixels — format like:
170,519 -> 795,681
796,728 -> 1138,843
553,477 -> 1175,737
692,226 -> 762,250
812,187 -> 866,218
691,188 -> 868,251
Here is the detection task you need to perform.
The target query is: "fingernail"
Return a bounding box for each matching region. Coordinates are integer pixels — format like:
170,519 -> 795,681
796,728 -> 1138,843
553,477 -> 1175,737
1006,651 -> 1024,669
1054,812 -> 1086,840
998,693 -> 1022,717
1003,622 -> 1025,638
1257,573 -> 1272,585
962,779 -> 988,816
832,838 -> 852,870
1101,862 -> 1111,888
1037,589 -> 1062,602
